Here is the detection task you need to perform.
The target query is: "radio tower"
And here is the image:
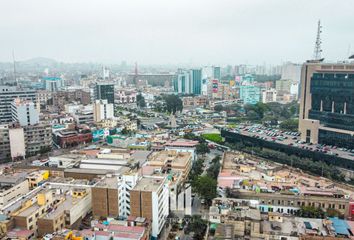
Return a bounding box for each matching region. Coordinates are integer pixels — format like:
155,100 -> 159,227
133,62 -> 138,85
313,20 -> 323,60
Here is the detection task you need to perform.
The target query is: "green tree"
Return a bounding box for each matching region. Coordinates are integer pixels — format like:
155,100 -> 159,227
192,175 -> 217,206
214,104 -> 223,112
279,119 -> 299,132
163,94 -> 183,114
136,93 -> 146,108
190,158 -> 204,180
207,160 -> 221,179
196,143 -> 210,155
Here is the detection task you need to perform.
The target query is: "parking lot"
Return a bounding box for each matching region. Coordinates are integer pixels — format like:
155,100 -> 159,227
230,124 -> 354,161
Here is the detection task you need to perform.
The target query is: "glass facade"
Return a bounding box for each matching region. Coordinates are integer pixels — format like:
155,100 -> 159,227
95,84 -> 115,104
191,69 -> 202,95
309,73 -> 354,131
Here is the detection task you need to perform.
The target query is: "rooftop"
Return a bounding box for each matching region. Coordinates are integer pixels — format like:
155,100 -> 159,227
133,176 -> 166,192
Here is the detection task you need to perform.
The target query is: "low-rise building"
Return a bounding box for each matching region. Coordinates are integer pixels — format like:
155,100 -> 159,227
52,126 -> 92,148
0,172 -> 29,209
146,150 -> 192,182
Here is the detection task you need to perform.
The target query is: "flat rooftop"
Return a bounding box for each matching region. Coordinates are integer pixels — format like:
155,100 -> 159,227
133,176 -> 166,192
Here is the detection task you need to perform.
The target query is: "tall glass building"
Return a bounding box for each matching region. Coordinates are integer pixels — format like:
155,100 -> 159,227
95,83 -> 115,104
174,69 -> 202,95
299,62 -> 354,148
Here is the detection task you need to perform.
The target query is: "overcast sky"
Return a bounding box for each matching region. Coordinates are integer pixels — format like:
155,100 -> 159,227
1,0 -> 353,65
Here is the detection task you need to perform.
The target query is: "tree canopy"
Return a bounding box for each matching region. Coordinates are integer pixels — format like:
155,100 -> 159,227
136,93 -> 146,108
163,94 -> 183,114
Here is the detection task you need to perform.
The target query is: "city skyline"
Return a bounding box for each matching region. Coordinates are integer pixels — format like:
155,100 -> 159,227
1,0 -> 354,65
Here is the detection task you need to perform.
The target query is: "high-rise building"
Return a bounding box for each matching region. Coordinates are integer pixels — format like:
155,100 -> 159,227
174,69 -> 202,95
191,69 -> 202,95
239,85 -> 261,105
130,176 -> 169,239
213,66 -> 221,80
299,62 -> 354,148
11,98 -> 39,126
43,77 -> 63,92
0,86 -> 36,124
95,83 -> 115,104
93,99 -> 114,122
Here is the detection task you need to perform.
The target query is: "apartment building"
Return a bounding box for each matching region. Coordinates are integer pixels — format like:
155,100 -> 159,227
93,99 -> 114,122
91,171 -> 140,219
0,172 -> 29,209
164,139 -> 198,162
11,188 -> 91,237
0,124 -> 11,162
130,176 -> 169,239
146,150 -> 192,182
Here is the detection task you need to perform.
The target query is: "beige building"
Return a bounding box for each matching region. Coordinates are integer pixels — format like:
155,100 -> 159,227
0,172 -> 29,209
147,150 -> 192,181
298,62 -> 354,148
93,99 -> 114,123
261,88 -> 277,103
11,188 -> 91,237
130,176 -> 169,239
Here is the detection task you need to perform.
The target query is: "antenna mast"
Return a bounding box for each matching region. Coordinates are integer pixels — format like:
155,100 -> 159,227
313,20 -> 323,60
12,50 -> 18,86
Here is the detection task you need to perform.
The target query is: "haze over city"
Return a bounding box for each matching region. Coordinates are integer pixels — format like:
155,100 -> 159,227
1,1 -> 354,240
1,0 -> 354,65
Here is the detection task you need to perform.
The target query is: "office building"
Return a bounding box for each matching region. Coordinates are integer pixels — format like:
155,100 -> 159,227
0,86 -> 36,124
239,85 -> 261,104
11,99 -> 39,126
43,76 -> 63,92
261,88 -> 277,103
174,69 -> 202,95
95,83 -> 115,104
299,62 -> 354,148
130,176 -> 169,239
93,99 -> 114,122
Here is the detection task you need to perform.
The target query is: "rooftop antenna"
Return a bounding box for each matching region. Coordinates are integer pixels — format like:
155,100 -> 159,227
313,20 -> 323,60
12,50 -> 18,86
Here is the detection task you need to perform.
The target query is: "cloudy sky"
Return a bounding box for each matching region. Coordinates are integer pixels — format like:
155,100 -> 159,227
0,0 -> 353,65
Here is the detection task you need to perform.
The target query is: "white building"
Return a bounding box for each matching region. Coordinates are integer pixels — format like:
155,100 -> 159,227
93,99 -> 114,122
261,88 -> 277,103
130,176 -> 169,238
11,98 -> 39,126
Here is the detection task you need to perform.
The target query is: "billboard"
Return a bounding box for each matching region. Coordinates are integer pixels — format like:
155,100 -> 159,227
212,79 -> 218,93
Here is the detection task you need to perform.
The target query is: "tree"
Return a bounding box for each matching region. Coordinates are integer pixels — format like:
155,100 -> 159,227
163,94 -> 183,114
136,93 -> 146,108
214,104 -> 223,112
207,160 -> 221,179
196,143 -> 210,155
280,119 -> 299,132
192,176 -> 217,206
190,158 -> 204,181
